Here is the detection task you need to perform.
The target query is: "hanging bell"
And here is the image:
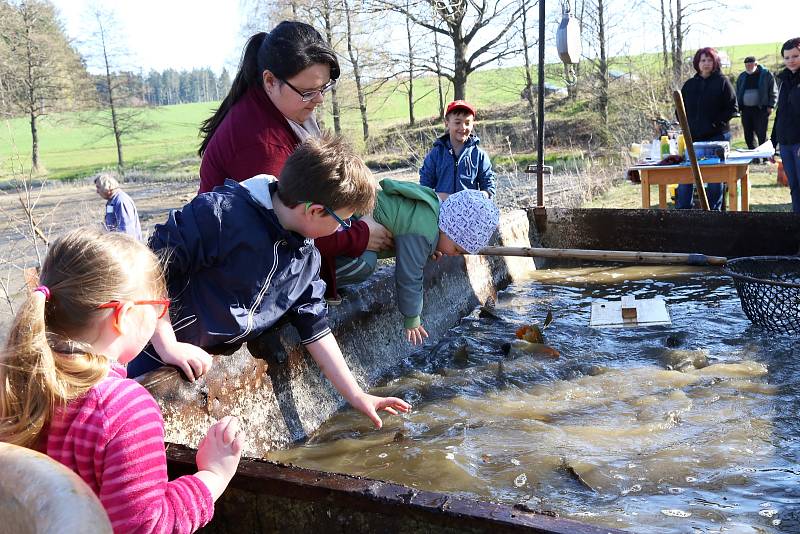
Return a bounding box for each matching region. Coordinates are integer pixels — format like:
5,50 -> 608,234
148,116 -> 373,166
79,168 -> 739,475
556,6 -> 581,64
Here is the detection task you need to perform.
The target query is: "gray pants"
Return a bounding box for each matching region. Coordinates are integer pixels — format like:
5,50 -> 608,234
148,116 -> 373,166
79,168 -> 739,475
335,251 -> 378,286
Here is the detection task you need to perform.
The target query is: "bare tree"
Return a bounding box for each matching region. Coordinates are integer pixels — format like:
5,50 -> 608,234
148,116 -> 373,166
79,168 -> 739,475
376,0 -> 524,100
520,0 -> 537,144
0,0 -> 87,173
342,0 -> 369,140
80,7 -> 154,170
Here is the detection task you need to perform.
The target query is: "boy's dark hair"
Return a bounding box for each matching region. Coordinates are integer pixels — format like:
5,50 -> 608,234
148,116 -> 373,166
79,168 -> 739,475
445,108 -> 474,120
278,134 -> 376,214
781,38 -> 800,55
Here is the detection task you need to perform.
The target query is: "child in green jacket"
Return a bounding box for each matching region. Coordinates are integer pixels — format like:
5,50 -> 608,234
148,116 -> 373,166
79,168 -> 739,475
334,179 -> 499,345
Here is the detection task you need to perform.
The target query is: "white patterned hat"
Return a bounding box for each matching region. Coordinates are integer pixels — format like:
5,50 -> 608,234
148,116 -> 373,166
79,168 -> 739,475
438,190 -> 500,254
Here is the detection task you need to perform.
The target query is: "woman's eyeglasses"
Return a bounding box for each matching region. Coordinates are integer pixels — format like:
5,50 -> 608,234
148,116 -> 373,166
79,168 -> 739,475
98,299 -> 171,320
302,201 -> 351,228
280,78 -> 337,102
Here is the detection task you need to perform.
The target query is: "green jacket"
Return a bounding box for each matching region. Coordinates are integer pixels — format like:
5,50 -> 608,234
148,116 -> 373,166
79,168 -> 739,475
373,179 -> 440,329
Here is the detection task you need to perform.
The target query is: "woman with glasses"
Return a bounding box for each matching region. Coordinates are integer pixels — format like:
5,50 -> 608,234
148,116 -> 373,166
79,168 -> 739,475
197,20 -> 392,300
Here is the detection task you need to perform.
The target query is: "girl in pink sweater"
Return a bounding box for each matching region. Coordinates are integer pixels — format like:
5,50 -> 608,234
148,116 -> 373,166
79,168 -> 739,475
0,228 -> 244,533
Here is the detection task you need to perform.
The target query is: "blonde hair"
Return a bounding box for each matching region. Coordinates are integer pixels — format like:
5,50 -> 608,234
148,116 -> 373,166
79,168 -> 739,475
0,228 -> 165,448
277,133 -> 376,214
94,172 -> 120,195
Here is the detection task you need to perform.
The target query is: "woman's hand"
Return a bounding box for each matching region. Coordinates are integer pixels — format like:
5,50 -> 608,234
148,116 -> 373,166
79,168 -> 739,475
405,325 -> 429,346
361,214 -> 393,252
195,416 -> 245,501
350,393 -> 411,429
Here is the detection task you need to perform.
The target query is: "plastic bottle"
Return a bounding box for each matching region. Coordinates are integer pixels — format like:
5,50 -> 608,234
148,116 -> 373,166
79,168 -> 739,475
660,135 -> 670,157
677,134 -> 686,158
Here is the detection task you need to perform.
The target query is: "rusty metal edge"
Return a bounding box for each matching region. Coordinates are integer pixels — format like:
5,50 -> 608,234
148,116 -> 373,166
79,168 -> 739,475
166,444 -> 626,534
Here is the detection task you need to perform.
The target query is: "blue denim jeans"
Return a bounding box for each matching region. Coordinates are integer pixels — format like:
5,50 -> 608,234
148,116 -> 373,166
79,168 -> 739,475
780,143 -> 800,213
675,132 -> 731,210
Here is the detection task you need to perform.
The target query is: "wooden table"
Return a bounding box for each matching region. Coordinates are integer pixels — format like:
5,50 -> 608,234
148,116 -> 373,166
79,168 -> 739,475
631,158 -> 752,210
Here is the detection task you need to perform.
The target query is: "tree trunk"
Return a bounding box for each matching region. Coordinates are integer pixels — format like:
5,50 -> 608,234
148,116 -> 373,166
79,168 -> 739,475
405,2 -> 415,125
452,30 -> 468,100
29,111 -> 39,171
322,5 -> 341,133
100,20 -> 124,169
597,0 -> 609,126
660,0 -> 669,77
521,0 -> 537,146
343,0 -> 368,141
672,0 -> 683,83
433,28 -> 444,120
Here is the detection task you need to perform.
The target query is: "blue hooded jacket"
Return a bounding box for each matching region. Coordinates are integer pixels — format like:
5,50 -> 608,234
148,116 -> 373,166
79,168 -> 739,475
149,176 -> 330,351
419,133 -> 496,198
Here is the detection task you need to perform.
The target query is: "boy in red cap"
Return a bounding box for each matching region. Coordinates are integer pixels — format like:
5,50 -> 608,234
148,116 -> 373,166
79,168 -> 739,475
419,100 -> 496,201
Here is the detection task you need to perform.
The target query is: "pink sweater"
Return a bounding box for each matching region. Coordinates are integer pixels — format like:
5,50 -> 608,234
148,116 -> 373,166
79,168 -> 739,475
46,365 -> 214,533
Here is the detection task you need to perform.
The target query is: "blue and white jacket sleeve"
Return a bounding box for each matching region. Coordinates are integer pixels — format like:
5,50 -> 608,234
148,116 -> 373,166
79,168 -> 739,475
288,276 -> 331,345
476,149 -> 496,198
419,148 -> 437,189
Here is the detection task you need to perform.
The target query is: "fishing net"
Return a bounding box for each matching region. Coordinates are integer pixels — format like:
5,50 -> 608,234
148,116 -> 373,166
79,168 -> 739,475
724,256 -> 800,333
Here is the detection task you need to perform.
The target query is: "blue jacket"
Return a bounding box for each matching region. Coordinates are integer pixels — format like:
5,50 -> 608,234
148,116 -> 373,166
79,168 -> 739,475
105,190 -> 142,241
419,134 -> 496,198
149,177 -> 330,350
735,65 -> 778,109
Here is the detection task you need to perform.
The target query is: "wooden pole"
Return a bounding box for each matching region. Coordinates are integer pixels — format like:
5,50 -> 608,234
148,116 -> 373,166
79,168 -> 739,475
673,90 -> 710,210
478,246 -> 727,266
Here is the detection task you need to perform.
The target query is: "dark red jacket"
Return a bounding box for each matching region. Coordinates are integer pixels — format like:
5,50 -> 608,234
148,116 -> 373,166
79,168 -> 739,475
198,85 -> 369,297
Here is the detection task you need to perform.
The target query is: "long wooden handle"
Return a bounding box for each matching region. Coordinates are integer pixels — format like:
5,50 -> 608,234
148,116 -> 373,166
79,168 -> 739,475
673,90 -> 709,210
479,246 -> 727,266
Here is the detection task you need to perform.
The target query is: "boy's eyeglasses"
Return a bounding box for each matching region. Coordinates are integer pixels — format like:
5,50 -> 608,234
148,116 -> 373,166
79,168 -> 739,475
279,78 -> 337,102
303,201 -> 351,228
98,299 -> 171,320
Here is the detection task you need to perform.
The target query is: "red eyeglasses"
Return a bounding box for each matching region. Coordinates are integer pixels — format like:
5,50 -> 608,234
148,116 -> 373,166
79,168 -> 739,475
98,299 -> 171,320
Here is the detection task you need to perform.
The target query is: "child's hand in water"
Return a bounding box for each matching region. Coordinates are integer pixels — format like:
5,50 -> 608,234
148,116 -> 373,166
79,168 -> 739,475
405,325 -> 429,346
160,342 -> 213,381
195,415 -> 245,501
351,393 -> 412,429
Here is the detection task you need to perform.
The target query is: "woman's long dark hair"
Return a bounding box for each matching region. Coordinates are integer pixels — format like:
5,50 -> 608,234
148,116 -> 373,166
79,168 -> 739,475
198,21 -> 340,156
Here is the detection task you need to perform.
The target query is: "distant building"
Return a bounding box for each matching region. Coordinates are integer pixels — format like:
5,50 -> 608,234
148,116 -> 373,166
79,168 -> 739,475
520,83 -> 568,100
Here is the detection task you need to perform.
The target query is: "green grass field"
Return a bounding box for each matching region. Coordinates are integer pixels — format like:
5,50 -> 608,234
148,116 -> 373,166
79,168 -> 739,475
0,40 -> 786,182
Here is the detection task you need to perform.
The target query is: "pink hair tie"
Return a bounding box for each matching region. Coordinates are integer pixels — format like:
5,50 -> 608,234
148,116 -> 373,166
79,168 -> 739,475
33,285 -> 51,301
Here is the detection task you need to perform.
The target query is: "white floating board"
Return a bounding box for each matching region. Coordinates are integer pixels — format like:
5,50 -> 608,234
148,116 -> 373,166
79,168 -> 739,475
590,296 -> 671,328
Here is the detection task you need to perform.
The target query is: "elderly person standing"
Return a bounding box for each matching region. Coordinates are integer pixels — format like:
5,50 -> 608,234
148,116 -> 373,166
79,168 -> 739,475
94,172 -> 142,241
736,56 -> 778,153
677,47 -> 739,210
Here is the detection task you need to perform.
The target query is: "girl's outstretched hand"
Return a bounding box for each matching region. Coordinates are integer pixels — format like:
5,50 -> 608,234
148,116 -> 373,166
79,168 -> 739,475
160,342 -> 213,382
195,416 -> 245,501
351,393 -> 412,429
405,325 -> 429,346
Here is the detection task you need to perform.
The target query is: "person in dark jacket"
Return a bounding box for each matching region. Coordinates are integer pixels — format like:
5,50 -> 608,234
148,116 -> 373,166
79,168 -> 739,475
771,38 -> 800,213
130,135 -> 411,429
735,56 -> 778,151
677,47 -> 739,210
419,100 -> 496,200
197,21 -> 392,301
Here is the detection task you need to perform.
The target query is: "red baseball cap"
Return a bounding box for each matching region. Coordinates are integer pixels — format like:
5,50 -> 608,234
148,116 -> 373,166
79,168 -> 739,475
446,100 -> 476,117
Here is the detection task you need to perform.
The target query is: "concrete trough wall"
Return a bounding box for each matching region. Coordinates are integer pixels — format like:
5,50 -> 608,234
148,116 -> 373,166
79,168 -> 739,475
153,207 -> 799,533
144,209 -> 536,455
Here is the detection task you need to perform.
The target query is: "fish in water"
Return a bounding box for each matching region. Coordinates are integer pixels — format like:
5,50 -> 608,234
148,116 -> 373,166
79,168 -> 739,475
515,310 -> 553,344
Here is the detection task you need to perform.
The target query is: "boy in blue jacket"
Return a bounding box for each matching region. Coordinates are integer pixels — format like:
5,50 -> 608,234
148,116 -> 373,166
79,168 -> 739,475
132,134 -> 410,428
419,100 -> 496,200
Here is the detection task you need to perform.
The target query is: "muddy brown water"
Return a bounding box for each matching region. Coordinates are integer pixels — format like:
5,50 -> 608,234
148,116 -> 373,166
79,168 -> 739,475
270,265 -> 800,533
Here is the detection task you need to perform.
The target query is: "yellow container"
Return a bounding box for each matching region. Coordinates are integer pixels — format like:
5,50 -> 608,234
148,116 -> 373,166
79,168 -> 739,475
677,134 -> 686,158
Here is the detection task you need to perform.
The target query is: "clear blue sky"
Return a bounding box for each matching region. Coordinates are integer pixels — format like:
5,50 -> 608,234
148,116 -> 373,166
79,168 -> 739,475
51,0 -> 797,74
